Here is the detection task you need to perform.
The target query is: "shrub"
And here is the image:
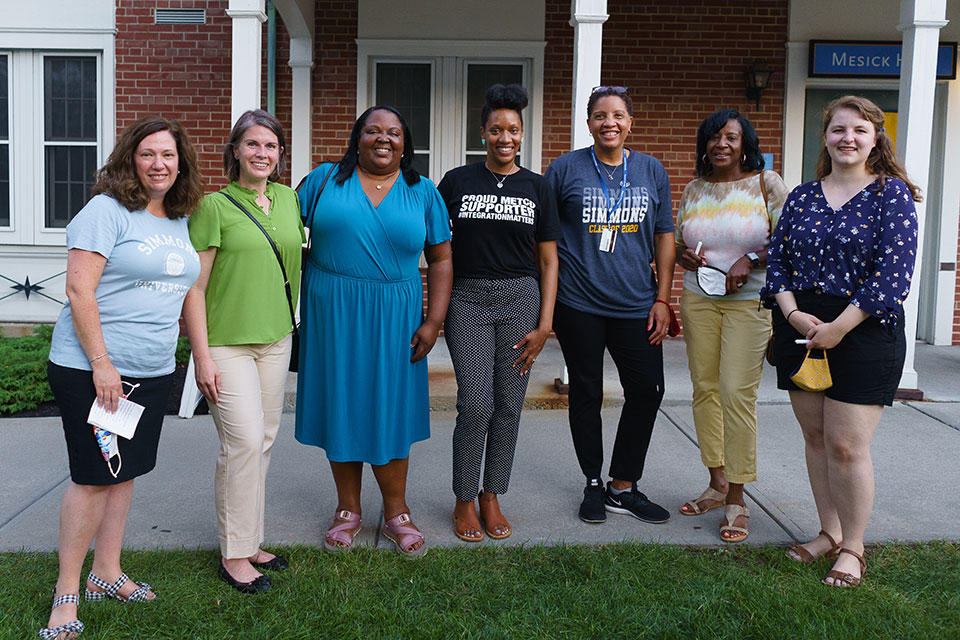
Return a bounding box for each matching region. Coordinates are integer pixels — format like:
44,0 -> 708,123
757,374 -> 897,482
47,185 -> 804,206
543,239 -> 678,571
0,324 -> 55,415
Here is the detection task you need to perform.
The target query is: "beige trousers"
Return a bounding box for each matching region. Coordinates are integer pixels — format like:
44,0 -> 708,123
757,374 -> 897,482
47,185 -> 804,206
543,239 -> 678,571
679,289 -> 770,484
208,333 -> 291,558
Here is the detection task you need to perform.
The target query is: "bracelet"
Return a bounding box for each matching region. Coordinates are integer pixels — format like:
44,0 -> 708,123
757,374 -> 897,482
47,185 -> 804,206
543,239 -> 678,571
786,309 -> 800,322
653,298 -> 670,308
89,352 -> 108,363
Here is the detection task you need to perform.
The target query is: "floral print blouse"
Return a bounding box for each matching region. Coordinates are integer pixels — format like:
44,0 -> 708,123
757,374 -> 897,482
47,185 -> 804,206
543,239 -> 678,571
762,177 -> 918,328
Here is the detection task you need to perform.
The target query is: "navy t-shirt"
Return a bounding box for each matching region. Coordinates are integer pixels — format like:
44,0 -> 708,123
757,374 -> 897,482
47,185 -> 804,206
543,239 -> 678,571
544,147 -> 674,318
437,163 -> 561,280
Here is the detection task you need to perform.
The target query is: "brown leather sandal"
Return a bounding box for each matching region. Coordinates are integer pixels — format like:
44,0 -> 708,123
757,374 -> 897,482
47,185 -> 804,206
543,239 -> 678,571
452,512 -> 484,542
822,548 -> 867,588
787,529 -> 842,563
478,490 -> 511,540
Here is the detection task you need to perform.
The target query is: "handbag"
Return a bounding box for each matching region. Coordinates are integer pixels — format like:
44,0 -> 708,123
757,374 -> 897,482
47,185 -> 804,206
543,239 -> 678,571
220,191 -> 302,372
790,348 -> 833,392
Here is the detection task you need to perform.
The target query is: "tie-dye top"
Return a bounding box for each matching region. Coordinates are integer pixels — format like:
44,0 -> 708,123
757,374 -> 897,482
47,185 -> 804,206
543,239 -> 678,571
762,178 -> 918,328
676,171 -> 788,300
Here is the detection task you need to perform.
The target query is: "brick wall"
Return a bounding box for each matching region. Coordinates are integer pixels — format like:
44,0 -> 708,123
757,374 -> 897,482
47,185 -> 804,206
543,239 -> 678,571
543,0 -> 789,316
115,1 -> 233,189
311,1 -> 358,164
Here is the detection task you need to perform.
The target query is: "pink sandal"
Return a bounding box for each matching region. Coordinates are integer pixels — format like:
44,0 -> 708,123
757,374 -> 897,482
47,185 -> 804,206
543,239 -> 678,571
324,509 -> 362,553
382,513 -> 427,558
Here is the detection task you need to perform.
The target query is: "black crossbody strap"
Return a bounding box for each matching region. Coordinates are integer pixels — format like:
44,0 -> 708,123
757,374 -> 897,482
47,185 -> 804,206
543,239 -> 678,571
219,191 -> 296,331
301,163 -> 338,254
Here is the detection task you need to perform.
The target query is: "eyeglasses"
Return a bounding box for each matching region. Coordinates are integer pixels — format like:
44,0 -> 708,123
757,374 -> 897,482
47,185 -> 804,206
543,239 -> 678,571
592,85 -> 629,94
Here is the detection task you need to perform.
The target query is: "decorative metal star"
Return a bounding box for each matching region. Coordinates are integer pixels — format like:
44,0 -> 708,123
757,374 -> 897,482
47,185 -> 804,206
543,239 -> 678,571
0,271 -> 66,304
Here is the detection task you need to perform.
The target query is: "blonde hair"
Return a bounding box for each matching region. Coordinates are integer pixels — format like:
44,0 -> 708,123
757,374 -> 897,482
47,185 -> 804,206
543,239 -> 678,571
815,95 -> 922,202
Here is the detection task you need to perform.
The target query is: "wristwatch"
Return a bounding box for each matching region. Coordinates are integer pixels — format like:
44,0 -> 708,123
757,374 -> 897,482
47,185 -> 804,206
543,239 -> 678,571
745,252 -> 760,269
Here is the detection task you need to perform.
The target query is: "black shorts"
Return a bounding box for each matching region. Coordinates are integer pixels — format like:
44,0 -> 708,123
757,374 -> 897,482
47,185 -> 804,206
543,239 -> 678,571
771,292 -> 905,406
48,362 -> 173,486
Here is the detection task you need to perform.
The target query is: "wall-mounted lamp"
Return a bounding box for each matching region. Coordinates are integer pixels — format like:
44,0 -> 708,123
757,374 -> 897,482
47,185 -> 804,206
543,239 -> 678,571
744,59 -> 773,109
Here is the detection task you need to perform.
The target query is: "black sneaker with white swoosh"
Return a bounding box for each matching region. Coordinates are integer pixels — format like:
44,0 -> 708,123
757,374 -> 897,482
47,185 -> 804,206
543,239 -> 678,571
604,481 -> 670,523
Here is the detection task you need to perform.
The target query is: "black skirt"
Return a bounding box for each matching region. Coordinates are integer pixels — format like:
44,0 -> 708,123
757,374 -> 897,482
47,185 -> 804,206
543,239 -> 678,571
48,362 -> 173,485
771,291 -> 905,406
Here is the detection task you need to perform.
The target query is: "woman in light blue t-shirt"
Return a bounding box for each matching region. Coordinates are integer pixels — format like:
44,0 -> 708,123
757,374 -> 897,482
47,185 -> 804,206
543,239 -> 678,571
40,117 -> 203,640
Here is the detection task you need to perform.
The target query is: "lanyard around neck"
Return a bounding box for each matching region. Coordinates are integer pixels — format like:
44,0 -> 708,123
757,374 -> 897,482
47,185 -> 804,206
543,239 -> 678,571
590,146 -> 627,217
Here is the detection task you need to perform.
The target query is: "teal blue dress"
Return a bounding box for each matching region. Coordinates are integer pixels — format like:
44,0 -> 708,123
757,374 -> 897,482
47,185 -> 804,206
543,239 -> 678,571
295,163 -> 451,464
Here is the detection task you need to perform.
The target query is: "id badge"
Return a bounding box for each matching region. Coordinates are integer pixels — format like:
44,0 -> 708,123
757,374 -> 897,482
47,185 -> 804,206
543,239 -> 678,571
599,227 -> 617,253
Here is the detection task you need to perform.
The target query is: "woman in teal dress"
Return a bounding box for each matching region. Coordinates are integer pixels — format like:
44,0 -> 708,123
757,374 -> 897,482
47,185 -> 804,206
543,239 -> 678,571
295,105 -> 452,557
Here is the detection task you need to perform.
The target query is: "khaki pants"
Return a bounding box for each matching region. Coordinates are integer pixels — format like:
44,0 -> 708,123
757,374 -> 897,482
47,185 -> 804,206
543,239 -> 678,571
208,333 -> 291,558
679,290 -> 770,484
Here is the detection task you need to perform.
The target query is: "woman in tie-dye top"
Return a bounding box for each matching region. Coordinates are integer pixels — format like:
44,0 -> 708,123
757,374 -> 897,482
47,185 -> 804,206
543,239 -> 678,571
675,109 -> 787,544
763,96 -> 919,589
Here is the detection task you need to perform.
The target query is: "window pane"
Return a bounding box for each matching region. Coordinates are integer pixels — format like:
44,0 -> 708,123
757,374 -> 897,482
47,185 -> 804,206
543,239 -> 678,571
375,63 -> 431,151
45,146 -> 96,228
411,153 -> 429,177
45,56 -> 97,142
0,55 -> 8,139
465,64 -> 523,152
0,144 -> 9,227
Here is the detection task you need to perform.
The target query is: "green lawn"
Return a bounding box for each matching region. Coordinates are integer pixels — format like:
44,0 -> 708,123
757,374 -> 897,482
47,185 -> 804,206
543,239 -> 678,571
3,542 -> 958,639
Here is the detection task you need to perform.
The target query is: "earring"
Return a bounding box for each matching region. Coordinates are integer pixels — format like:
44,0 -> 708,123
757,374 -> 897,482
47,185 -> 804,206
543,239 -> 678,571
701,154 -> 709,164
741,154 -> 747,165
481,139 -> 486,146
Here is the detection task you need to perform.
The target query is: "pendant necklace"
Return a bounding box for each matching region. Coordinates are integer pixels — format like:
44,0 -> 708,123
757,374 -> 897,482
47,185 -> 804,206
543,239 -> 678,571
359,167 -> 397,190
488,167 -> 508,189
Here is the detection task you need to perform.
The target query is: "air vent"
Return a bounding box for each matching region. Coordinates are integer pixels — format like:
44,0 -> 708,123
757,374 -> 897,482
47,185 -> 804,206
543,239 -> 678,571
155,9 -> 206,25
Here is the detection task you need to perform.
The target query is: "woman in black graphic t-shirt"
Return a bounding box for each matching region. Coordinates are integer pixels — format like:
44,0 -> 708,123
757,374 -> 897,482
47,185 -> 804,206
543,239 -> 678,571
437,84 -> 560,542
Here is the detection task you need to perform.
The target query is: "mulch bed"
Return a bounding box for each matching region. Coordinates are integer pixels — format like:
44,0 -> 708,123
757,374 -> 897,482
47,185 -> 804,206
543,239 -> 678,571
4,362 -> 208,418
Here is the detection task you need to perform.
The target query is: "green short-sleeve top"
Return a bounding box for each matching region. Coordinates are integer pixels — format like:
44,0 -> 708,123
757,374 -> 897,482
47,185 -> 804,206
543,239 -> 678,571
188,181 -> 306,346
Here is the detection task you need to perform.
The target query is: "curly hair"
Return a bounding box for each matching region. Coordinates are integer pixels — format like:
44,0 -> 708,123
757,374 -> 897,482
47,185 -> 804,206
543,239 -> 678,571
694,109 -> 765,178
480,83 -> 529,129
815,95 -> 922,202
336,105 -> 420,187
223,109 -> 288,182
90,116 -> 203,219
586,86 -> 634,118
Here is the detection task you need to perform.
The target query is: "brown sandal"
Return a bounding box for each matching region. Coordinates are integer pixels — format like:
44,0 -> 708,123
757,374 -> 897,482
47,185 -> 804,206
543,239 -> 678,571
822,548 -> 866,588
478,491 -> 511,540
787,529 -> 841,563
452,512 -> 484,542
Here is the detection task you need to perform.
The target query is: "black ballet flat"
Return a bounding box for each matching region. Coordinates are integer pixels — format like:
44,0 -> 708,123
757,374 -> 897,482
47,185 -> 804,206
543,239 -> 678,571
218,562 -> 271,594
251,555 -> 288,571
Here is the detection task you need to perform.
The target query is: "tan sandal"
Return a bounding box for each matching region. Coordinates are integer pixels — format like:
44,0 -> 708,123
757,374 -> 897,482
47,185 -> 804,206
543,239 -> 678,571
719,504 -> 749,543
680,486 -> 727,516
478,490 -> 511,540
787,529 -> 841,563
822,548 -> 866,588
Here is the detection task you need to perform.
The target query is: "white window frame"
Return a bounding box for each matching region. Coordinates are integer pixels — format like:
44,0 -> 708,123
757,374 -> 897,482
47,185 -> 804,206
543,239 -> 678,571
356,39 -> 545,184
461,59 -> 529,167
0,27 -> 114,247
35,51 -> 103,239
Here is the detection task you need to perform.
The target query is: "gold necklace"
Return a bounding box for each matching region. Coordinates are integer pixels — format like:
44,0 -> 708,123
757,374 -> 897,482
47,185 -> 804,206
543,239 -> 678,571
358,167 -> 399,190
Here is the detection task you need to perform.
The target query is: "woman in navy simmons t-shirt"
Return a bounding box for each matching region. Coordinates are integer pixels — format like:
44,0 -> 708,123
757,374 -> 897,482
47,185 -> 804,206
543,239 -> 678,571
437,84 -> 560,542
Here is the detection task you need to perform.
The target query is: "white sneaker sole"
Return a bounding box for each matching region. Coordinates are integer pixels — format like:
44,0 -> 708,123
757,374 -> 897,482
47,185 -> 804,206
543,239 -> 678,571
604,502 -> 670,524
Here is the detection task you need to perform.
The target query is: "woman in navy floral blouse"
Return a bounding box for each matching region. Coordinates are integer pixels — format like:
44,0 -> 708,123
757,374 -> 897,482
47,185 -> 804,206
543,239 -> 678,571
763,95 -> 920,588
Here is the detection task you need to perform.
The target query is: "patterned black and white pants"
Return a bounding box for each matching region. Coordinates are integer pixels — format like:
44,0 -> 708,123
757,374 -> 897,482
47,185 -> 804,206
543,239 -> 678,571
445,276 -> 541,501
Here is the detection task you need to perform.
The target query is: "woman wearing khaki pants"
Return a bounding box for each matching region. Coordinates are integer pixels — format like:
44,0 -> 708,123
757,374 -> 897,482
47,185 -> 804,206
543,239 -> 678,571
184,109 -> 304,592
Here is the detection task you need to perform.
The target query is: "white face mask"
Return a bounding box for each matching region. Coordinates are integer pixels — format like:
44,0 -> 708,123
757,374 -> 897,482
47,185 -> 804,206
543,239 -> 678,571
696,264 -> 728,297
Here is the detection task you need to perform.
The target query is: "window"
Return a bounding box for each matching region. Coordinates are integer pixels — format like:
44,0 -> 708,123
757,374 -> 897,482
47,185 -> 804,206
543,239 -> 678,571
0,55 -> 9,228
358,41 -> 545,183
375,62 -> 432,176
0,50 -> 103,244
43,56 -> 99,228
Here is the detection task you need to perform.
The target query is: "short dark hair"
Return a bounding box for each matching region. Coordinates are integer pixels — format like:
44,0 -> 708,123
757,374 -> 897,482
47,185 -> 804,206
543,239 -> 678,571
694,109 -> 764,177
336,105 -> 420,187
480,83 -> 529,129
90,116 -> 203,219
223,109 -> 288,182
587,87 -> 633,118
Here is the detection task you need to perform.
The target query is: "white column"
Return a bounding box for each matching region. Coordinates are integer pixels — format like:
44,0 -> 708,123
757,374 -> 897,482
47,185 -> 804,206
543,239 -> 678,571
289,36 -> 314,186
895,0 -> 948,391
570,0 -> 608,151
226,0 -> 267,124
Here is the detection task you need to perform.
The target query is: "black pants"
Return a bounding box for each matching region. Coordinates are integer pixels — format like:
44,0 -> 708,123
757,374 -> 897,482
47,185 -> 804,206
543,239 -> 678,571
553,301 -> 664,482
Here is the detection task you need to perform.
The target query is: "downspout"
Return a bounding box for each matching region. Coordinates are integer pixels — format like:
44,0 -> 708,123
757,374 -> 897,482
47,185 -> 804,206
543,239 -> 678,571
267,0 -> 276,114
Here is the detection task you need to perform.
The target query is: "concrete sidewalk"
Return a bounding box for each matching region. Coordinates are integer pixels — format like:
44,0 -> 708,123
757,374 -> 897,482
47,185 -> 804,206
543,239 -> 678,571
2,338 -> 959,552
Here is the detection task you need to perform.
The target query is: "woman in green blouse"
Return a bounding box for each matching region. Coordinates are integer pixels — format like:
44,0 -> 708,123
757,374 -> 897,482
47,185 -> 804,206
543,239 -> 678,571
183,110 -> 304,593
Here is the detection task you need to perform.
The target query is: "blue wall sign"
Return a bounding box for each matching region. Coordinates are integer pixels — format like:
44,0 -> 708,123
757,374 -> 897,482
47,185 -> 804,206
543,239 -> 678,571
809,40 -> 957,79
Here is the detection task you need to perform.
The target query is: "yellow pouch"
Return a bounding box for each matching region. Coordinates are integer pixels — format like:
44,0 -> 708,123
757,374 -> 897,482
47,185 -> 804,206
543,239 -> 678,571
790,349 -> 833,392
